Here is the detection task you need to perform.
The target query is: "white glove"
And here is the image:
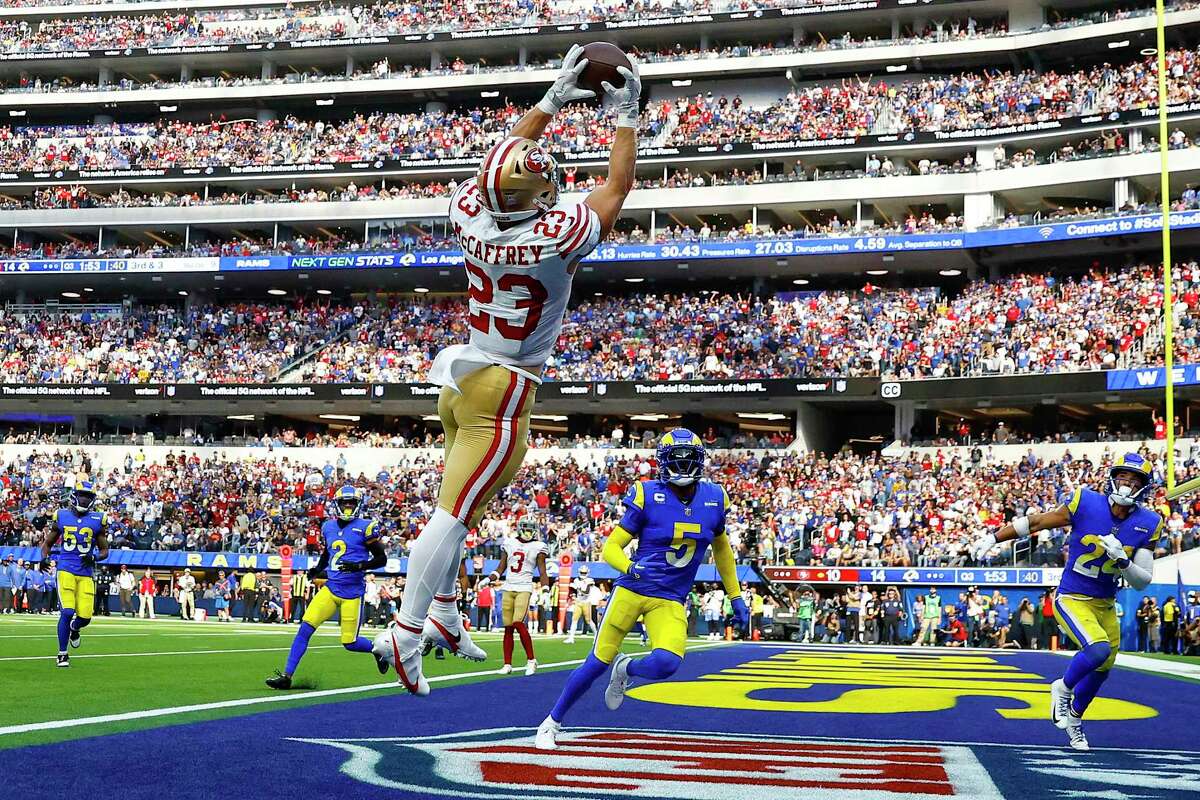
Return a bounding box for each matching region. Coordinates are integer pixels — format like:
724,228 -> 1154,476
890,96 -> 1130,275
537,43 -> 596,115
1097,534 -> 1129,566
971,532 -> 996,561
604,58 -> 642,129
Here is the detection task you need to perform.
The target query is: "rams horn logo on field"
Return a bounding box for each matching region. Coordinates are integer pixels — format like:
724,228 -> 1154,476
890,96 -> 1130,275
524,149 -> 552,174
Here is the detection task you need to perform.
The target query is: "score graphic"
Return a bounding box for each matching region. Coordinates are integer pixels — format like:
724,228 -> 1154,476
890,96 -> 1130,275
761,566 -> 1059,587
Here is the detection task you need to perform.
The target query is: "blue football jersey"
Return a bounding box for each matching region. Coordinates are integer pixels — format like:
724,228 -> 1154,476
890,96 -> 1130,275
53,508 -> 108,577
321,517 -> 379,599
614,479 -> 728,604
1057,487 -> 1162,599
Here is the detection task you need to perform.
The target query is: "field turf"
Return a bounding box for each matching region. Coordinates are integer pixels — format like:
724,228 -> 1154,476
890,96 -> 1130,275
0,613 -> 634,749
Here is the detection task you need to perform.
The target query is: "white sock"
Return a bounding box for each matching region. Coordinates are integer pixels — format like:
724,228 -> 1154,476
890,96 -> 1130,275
430,556 -> 462,624
397,508 -> 467,630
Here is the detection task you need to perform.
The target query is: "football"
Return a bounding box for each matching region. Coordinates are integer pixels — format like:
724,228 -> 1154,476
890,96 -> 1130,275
578,41 -> 632,97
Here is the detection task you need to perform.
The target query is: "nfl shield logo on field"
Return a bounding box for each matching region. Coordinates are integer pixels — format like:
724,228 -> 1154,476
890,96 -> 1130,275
290,727 -> 1002,800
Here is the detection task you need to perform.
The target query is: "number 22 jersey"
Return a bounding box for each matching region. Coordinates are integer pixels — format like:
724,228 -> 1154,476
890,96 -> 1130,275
1057,487 -> 1162,599
446,178 -> 602,368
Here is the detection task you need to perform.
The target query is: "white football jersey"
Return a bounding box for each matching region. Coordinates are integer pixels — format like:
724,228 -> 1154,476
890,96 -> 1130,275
502,535 -> 548,592
448,179 -> 602,368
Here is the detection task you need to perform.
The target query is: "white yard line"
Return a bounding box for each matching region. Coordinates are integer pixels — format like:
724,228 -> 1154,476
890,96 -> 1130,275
0,645 -> 346,662
0,633 -> 150,639
1110,651 -> 1200,680
0,641 -> 733,737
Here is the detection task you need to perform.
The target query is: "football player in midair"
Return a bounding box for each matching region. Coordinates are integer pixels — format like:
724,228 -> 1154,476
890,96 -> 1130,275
386,44 -> 642,695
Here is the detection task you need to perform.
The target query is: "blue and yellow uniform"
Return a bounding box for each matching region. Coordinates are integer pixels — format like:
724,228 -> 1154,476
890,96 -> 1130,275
302,516 -> 379,643
595,478 -> 730,661
539,429 -> 747,743
1054,485 -> 1162,670
53,507 -> 109,620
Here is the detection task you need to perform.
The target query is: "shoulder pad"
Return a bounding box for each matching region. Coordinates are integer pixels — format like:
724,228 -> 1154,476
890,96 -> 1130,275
627,481 -> 646,510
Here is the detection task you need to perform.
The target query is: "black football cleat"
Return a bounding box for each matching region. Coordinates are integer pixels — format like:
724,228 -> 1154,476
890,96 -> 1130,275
265,671 -> 293,690
375,652 -> 389,675
56,653 -> 69,668
68,627 -> 81,649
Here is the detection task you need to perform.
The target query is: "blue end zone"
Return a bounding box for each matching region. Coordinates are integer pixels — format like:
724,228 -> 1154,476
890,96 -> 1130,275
2,644 -> 1197,799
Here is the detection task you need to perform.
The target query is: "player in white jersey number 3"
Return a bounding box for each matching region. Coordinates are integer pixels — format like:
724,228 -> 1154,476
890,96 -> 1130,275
489,519 -> 550,676
374,44 -> 642,695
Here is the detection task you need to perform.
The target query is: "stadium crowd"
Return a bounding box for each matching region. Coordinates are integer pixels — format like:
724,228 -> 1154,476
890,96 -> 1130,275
0,443 -> 1198,577
0,260 -> 1182,383
0,0 -> 1146,56
0,301 -> 358,383
5,46 -> 1200,175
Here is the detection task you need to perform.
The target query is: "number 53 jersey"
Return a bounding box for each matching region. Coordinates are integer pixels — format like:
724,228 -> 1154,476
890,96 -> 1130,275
1057,487 -> 1163,599
615,479 -> 730,604
54,508 -> 109,577
446,177 -> 602,369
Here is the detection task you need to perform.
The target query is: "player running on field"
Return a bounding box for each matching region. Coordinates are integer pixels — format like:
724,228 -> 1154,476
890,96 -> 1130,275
486,519 -> 549,675
972,452 -> 1160,750
535,429 -> 749,750
39,480 -> 110,668
266,485 -> 388,689
382,44 -> 643,695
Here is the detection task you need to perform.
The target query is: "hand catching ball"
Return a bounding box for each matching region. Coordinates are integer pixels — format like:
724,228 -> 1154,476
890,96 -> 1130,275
578,42 -> 633,98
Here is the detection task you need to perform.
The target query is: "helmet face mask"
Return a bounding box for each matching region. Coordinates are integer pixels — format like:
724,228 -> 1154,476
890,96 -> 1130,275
1107,454 -> 1152,506
657,429 -> 706,487
73,482 -> 96,515
476,137 -> 559,224
516,520 -> 540,543
332,486 -> 362,521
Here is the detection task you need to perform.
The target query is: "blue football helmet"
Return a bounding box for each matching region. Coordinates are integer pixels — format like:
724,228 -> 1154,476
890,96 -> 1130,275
657,429 -> 706,487
1108,452 -> 1153,506
332,485 -> 363,521
71,479 -> 97,515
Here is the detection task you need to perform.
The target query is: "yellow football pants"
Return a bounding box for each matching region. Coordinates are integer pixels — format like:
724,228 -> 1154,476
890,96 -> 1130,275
594,586 -> 687,663
57,570 -> 95,619
1054,592 -> 1120,671
302,586 -> 363,644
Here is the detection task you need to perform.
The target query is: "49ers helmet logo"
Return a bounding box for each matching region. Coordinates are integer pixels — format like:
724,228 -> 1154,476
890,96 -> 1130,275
524,148 -> 553,174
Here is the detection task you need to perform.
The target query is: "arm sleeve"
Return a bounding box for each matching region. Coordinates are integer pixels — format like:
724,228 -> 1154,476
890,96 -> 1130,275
1120,548 -> 1154,591
363,540 -> 388,571
711,532 -> 742,598
308,547 -> 330,578
602,526 -> 635,575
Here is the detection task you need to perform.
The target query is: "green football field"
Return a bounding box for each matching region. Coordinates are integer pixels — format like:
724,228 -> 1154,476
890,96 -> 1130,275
0,613 -> 656,750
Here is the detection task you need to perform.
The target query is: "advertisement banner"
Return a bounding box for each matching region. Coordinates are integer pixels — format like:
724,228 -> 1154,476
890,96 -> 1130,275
1106,363 -> 1200,390
9,209 -> 1200,278
889,370 -> 1107,400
